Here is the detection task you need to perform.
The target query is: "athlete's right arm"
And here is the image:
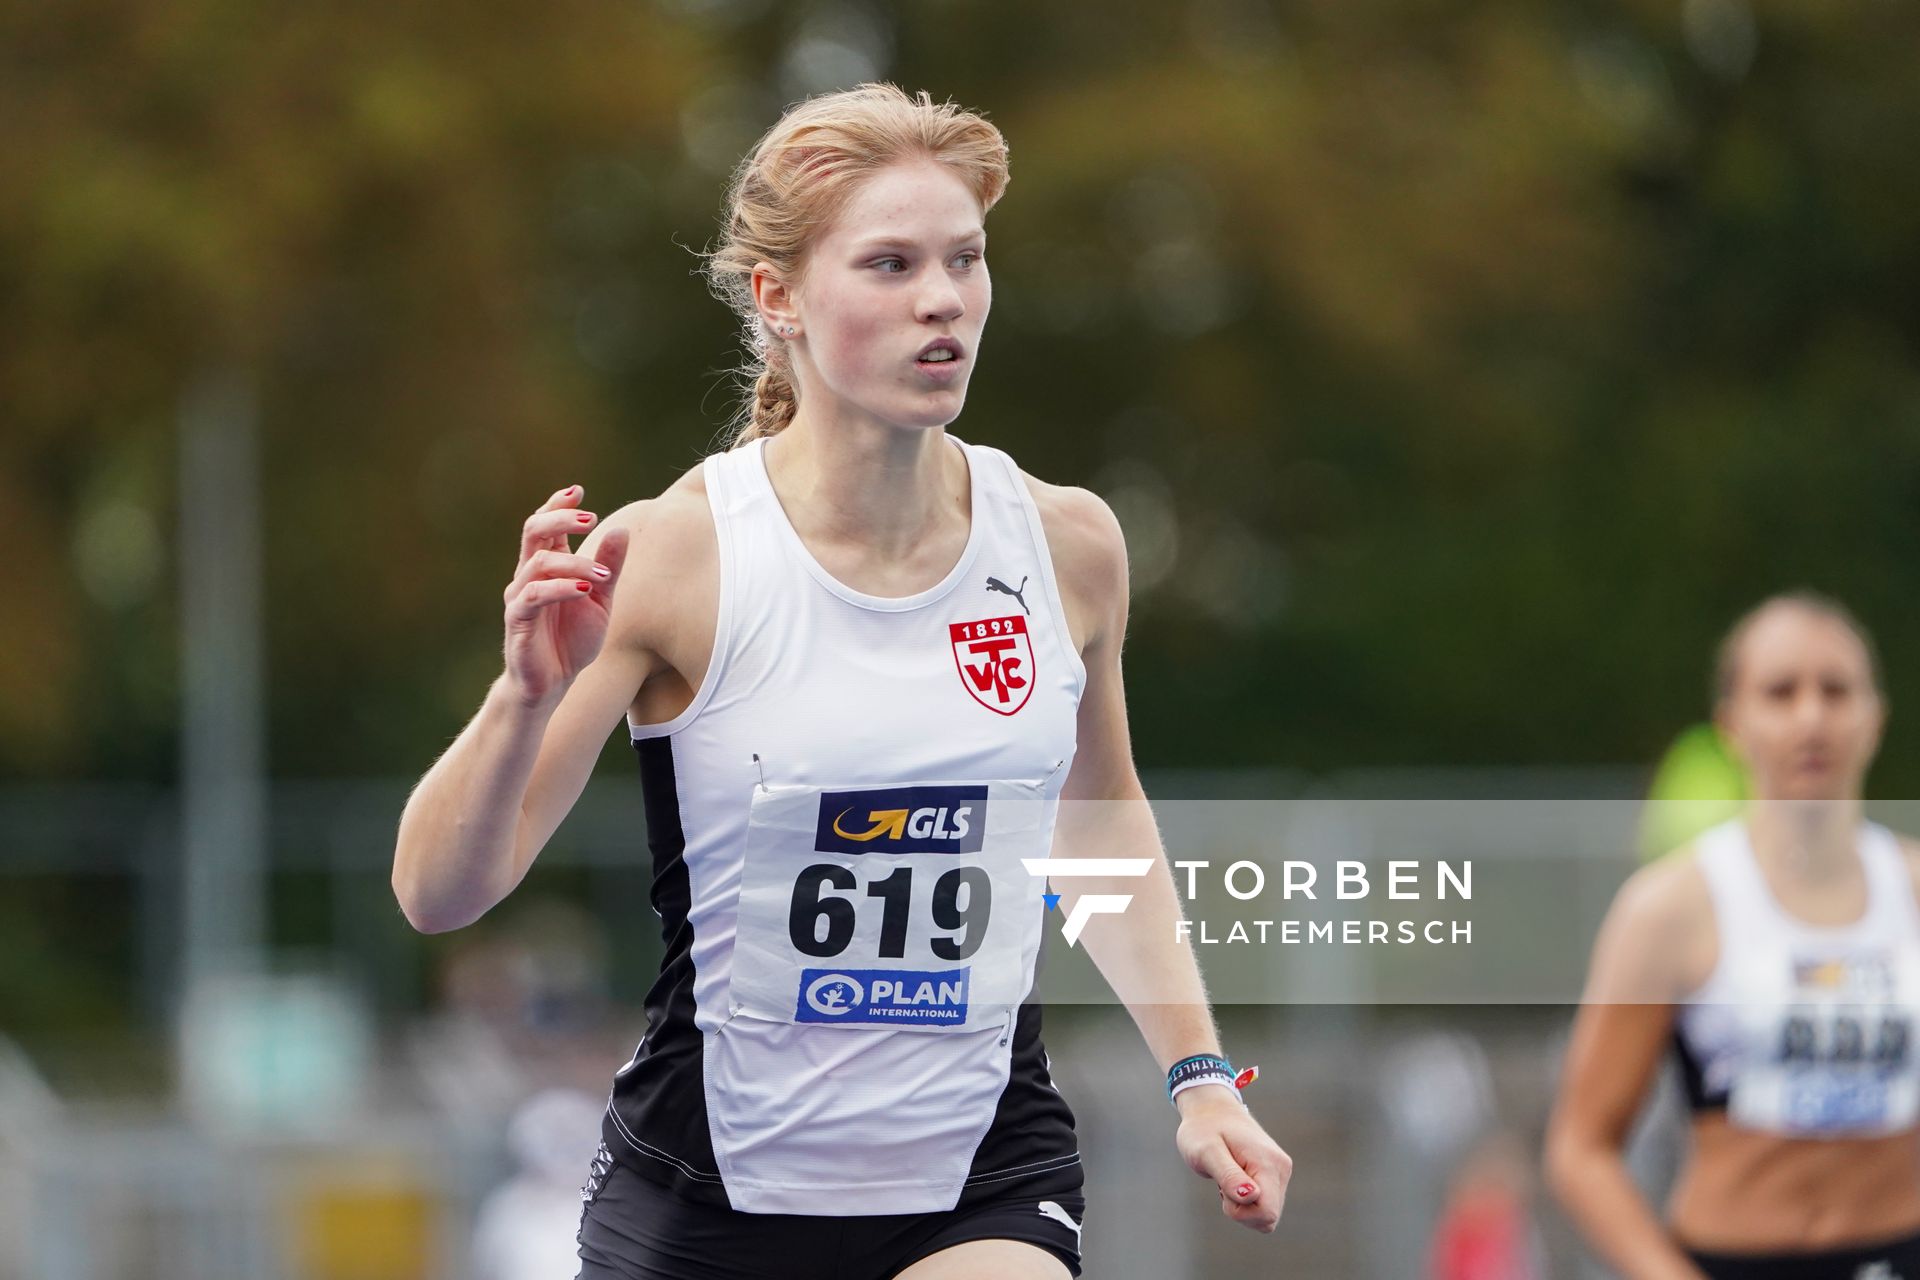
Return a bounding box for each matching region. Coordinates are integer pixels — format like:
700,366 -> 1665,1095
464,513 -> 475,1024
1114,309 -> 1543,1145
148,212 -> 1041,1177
1543,862 -> 1710,1280
390,483 -> 657,934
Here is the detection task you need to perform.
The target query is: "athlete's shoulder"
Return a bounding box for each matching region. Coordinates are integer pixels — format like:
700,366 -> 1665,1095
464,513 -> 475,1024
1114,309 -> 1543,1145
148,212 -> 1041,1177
599,456 -> 719,649
1012,465 -> 1126,597
1008,463 -> 1128,657
1592,847 -> 1717,999
599,454 -> 714,544
1601,844 -> 1714,953
1892,831 -> 1920,902
1627,839 -> 1716,920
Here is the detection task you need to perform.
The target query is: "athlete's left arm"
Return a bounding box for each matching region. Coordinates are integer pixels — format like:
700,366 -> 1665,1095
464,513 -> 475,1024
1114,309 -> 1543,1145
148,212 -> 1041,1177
1032,478 -> 1290,1236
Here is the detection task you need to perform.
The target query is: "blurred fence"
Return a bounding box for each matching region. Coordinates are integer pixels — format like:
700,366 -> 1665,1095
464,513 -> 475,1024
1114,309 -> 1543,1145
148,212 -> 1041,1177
1,765 -> 1669,1279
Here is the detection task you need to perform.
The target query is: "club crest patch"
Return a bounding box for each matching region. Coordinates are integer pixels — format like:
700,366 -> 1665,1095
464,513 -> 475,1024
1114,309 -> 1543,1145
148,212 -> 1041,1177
950,616 -> 1033,715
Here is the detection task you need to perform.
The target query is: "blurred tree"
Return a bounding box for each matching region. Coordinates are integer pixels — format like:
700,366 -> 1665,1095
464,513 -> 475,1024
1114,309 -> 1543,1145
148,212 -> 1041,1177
0,0 -> 713,775
2,0 -> 1918,791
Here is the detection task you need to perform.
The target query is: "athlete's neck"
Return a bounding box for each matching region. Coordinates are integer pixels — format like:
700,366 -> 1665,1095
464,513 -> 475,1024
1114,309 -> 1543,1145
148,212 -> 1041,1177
762,416 -> 969,562
1745,796 -> 1864,884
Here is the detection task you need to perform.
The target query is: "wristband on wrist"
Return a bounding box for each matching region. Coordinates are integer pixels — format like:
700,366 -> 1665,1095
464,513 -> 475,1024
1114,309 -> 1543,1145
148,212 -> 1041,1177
1166,1054 -> 1258,1105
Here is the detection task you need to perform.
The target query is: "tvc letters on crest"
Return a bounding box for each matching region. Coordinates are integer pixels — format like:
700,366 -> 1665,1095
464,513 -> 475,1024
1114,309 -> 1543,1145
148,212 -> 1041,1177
950,615 -> 1032,715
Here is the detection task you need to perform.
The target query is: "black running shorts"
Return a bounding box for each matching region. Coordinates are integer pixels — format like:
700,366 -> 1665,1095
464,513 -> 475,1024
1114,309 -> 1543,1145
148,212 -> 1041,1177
1686,1226 -> 1920,1279
574,1146 -> 1085,1280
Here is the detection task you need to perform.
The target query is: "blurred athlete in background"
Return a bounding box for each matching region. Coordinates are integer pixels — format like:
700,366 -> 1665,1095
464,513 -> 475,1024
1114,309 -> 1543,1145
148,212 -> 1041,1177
1547,592 -> 1920,1279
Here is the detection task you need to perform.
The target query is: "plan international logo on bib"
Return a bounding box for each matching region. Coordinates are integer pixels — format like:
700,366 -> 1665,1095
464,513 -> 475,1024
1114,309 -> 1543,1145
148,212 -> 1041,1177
796,967 -> 971,1025
815,785 -> 988,855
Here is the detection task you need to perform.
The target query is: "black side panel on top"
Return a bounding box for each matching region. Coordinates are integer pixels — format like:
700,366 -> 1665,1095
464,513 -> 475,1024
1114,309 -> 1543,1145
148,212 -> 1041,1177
1673,1025 -> 1726,1110
959,997 -> 1082,1202
603,736 -> 730,1205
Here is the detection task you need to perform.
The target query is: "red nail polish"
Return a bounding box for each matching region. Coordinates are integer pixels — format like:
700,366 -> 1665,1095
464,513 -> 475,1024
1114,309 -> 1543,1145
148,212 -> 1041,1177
576,581 -> 592,592
1237,1184 -> 1255,1198
577,513 -> 593,524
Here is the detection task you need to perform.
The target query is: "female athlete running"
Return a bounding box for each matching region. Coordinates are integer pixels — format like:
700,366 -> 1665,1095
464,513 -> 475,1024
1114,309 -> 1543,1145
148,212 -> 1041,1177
391,83 -> 1290,1279
1546,593 -> 1920,1279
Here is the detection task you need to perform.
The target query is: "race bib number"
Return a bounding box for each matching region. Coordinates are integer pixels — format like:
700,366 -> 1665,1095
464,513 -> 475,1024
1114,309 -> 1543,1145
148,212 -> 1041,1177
1729,977 -> 1920,1136
728,778 -> 1049,1032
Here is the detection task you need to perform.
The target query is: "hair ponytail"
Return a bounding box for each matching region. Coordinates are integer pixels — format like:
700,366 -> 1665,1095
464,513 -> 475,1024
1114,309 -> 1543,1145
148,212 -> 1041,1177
740,366 -> 799,443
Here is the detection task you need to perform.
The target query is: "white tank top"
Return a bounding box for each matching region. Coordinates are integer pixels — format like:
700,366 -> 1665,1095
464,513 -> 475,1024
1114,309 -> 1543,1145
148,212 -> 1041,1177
1674,820 -> 1920,1137
602,433 -> 1086,1215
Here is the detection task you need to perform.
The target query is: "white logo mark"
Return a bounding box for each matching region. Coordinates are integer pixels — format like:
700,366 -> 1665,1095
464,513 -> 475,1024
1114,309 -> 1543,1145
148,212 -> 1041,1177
1022,859 -> 1154,946
1037,1200 -> 1082,1246
804,973 -> 864,1016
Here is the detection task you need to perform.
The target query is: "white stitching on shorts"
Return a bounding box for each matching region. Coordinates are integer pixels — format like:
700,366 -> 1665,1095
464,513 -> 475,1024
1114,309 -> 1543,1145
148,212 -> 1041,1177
961,1153 -> 1082,1186
604,1103 -> 726,1183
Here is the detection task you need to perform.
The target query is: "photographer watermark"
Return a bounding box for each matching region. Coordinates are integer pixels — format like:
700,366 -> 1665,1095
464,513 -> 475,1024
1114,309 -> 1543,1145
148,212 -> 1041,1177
1168,857 -> 1474,946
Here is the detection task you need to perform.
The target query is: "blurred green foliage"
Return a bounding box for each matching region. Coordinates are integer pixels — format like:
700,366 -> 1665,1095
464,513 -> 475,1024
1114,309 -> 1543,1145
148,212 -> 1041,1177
5,0 -> 1919,785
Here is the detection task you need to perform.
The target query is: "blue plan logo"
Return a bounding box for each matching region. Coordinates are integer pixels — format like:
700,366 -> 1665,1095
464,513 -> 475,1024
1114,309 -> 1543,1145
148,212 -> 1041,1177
795,967 -> 971,1025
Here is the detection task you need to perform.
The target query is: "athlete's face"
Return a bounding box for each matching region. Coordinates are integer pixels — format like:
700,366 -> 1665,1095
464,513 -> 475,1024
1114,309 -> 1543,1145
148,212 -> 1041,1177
1718,607 -> 1884,802
777,159 -> 990,432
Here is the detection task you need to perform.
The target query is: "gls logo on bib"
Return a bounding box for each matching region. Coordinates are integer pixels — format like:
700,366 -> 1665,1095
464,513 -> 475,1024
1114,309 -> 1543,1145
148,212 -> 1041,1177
814,785 -> 988,855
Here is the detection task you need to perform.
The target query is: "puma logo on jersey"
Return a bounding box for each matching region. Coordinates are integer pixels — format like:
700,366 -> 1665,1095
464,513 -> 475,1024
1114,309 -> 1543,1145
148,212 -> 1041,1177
814,785 -> 989,854
1036,1200 -> 1082,1246
985,574 -> 1030,615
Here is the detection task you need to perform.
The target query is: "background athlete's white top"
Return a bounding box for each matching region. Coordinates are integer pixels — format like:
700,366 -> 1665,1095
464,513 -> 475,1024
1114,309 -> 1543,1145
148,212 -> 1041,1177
609,433 -> 1085,1214
1675,819 -> 1920,1136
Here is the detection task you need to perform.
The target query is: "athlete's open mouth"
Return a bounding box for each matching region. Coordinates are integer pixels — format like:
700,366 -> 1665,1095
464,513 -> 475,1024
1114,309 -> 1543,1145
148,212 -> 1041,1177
916,337 -> 965,363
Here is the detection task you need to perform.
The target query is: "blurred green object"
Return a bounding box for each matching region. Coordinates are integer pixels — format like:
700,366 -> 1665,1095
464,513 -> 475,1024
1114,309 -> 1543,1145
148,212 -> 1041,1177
1639,723 -> 1749,863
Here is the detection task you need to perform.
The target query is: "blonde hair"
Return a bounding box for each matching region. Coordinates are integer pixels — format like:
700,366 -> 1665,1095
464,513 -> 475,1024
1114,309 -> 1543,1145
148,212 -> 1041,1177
700,83 -> 1010,447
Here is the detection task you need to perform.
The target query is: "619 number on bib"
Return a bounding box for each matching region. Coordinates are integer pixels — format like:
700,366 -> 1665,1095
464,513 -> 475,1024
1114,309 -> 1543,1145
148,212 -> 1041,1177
788,864 -> 992,962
